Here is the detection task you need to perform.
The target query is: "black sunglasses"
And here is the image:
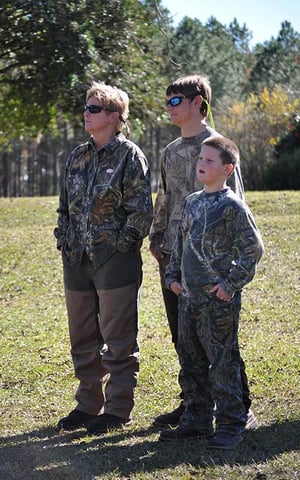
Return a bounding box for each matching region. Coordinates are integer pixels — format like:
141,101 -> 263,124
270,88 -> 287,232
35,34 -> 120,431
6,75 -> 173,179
84,104 -> 113,114
165,95 -> 195,107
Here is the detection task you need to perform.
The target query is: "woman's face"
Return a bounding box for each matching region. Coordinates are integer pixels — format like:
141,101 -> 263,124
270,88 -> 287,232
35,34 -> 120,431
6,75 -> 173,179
83,95 -> 114,135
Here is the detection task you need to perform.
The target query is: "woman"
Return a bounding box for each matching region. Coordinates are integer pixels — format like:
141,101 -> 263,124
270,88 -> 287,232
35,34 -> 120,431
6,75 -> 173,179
54,81 -> 153,434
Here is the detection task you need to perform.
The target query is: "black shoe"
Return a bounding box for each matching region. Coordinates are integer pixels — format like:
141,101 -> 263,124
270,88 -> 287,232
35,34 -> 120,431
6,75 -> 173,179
87,413 -> 133,435
154,402 -> 185,427
159,424 -> 214,442
57,409 -> 98,431
207,431 -> 243,450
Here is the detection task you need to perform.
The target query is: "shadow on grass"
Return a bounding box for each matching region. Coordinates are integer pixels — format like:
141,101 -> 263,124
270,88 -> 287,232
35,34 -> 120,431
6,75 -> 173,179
0,420 -> 299,479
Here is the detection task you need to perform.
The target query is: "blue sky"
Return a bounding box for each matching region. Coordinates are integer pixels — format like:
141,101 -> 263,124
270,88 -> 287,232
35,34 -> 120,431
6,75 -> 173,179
161,0 -> 300,46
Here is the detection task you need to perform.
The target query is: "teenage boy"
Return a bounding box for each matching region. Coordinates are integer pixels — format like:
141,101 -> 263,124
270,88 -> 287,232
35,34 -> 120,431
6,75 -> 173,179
149,74 -> 257,430
159,136 -> 264,449
54,81 -> 153,434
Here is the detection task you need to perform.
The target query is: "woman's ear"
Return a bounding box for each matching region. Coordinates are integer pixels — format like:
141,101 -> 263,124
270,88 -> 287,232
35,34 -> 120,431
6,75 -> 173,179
109,111 -> 120,124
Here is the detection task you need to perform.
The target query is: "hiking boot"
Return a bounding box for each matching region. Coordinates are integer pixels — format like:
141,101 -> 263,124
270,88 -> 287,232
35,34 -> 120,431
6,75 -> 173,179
57,409 -> 98,431
207,431 -> 243,450
87,413 -> 133,435
153,402 -> 185,427
159,423 -> 214,442
244,409 -> 259,431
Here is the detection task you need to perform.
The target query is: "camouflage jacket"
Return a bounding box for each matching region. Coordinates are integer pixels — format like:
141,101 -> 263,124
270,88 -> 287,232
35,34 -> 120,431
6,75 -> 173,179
54,133 -> 153,269
149,128 -> 244,254
165,188 -> 264,298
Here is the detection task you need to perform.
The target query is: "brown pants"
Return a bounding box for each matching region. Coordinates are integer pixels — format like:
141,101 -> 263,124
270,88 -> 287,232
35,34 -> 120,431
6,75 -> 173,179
63,251 -> 142,419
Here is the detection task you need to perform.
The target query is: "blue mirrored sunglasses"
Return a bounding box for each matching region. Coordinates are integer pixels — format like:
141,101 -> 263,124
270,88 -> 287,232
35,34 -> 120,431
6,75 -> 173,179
165,95 -> 195,107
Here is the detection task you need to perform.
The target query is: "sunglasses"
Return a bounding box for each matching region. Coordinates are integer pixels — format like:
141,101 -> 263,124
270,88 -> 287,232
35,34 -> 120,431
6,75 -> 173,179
165,95 -> 195,107
84,104 -> 113,114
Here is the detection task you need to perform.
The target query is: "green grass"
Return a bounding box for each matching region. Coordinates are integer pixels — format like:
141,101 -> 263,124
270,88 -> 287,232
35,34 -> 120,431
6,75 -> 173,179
0,192 -> 299,480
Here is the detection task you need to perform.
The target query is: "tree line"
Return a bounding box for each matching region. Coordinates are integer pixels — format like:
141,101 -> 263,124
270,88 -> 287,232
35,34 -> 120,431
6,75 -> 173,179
0,0 -> 299,197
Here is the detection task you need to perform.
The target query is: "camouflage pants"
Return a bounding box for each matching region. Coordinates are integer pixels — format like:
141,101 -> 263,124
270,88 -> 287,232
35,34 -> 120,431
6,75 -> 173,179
177,292 -> 246,435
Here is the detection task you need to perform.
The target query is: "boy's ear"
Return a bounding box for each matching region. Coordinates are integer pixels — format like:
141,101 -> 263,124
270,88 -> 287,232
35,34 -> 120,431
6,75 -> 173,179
194,95 -> 203,107
224,163 -> 234,177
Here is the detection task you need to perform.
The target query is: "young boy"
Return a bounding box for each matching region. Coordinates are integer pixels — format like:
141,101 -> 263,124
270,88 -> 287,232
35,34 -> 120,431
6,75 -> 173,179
149,74 -> 256,430
159,136 -> 264,449
54,81 -> 153,434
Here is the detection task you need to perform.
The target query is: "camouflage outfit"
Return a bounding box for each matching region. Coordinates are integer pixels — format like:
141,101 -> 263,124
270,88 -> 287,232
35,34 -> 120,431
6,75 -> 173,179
55,134 -> 152,268
54,133 -> 153,419
165,188 -> 264,434
149,129 -> 253,412
149,129 -> 244,257
149,129 -> 244,341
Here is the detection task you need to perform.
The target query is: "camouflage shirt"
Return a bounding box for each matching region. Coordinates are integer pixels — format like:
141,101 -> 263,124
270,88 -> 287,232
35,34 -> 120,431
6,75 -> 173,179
165,188 -> 264,298
149,128 -> 244,254
54,133 -> 153,269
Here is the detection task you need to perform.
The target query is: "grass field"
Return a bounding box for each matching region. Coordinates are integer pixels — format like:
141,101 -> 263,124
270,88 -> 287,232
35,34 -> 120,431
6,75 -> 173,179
0,191 -> 299,480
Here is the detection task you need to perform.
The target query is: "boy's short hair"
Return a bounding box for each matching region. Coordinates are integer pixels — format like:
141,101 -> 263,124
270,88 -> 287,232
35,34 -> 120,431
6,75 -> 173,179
166,74 -> 211,117
202,136 -> 239,168
86,81 -> 129,133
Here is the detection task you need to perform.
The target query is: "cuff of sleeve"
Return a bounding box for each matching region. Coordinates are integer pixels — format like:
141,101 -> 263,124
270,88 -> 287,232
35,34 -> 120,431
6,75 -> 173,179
149,234 -> 163,250
117,239 -> 133,253
165,276 -> 179,290
117,231 -> 137,253
220,280 -> 235,296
